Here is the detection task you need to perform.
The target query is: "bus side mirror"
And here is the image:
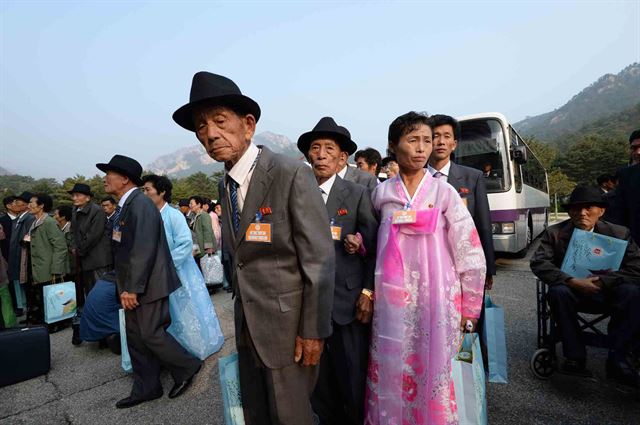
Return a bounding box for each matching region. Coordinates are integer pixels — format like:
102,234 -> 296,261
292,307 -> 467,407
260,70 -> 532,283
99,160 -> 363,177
511,145 -> 527,164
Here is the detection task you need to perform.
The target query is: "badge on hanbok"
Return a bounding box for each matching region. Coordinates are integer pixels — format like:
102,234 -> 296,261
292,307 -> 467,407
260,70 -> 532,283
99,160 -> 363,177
329,218 -> 342,241
392,209 -> 417,225
246,212 -> 272,243
112,230 -> 122,243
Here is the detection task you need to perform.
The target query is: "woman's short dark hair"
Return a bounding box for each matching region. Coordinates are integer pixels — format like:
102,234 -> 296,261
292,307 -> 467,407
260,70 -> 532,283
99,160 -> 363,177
189,195 -> 204,207
33,194 -> 53,213
3,196 -> 15,208
56,205 -> 73,221
388,112 -> 432,146
142,174 -> 173,203
429,114 -> 460,140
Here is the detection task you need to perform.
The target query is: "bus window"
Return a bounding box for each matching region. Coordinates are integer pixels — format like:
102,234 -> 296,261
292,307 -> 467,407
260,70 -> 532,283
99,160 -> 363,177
510,127 -> 523,193
457,119 -> 510,193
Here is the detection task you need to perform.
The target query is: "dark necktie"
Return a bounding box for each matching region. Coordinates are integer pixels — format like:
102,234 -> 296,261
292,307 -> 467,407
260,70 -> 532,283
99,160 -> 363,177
433,171 -> 444,179
112,205 -> 122,230
229,177 -> 240,234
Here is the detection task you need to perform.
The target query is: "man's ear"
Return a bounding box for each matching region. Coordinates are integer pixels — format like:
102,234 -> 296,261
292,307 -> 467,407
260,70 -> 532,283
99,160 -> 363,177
243,114 -> 257,141
452,139 -> 458,152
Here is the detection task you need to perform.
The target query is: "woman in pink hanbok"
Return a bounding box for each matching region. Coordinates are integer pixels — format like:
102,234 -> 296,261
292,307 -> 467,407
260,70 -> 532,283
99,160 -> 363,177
365,112 -> 486,425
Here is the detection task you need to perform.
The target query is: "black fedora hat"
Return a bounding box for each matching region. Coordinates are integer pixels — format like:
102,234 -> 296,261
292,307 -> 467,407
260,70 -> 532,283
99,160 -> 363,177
96,155 -> 143,186
16,191 -> 34,203
562,185 -> 608,209
173,72 -> 261,132
67,183 -> 93,197
297,117 -> 358,157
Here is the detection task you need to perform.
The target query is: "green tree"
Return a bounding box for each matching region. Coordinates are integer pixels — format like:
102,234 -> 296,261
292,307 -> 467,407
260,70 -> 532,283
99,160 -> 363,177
525,137 -> 558,170
557,135 -> 628,185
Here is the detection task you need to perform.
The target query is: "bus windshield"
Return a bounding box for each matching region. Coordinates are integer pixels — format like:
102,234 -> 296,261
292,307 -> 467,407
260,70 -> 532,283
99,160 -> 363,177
455,119 -> 509,193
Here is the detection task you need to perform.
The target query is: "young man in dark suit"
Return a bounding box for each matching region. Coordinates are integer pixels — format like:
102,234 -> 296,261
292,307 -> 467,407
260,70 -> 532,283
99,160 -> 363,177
427,114 -> 496,288
298,117 -> 378,425
173,72 -> 334,425
530,186 -> 640,388
98,155 -> 202,408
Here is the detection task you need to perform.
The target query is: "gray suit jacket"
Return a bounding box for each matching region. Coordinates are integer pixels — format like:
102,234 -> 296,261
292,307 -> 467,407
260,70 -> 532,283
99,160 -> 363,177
530,219 -> 640,289
343,166 -> 378,193
219,146 -> 335,369
325,176 -> 378,325
448,162 -> 496,275
72,202 -> 113,271
112,189 -> 181,304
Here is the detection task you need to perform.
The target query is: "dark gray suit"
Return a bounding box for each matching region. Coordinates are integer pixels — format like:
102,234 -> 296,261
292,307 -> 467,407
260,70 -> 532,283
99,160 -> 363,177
311,176 -> 378,425
530,220 -> 640,361
607,164 -> 640,244
447,162 -> 496,276
72,202 -> 113,297
342,165 -> 378,192
113,189 -> 200,399
8,212 -> 34,282
219,146 -> 335,425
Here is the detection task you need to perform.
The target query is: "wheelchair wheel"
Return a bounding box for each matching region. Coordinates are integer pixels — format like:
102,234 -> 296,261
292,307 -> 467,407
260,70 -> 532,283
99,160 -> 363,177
530,348 -> 555,379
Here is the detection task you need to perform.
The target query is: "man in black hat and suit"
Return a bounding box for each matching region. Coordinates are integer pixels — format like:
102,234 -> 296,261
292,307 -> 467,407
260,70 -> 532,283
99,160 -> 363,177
298,117 -> 378,425
97,155 -> 202,408
173,72 -> 334,425
68,182 -> 113,345
8,192 -> 35,317
336,146 -> 378,193
530,185 -> 640,388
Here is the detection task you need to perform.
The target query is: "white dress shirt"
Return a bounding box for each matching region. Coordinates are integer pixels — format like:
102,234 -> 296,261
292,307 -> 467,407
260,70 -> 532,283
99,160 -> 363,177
318,174 -> 337,205
118,187 -> 138,208
227,143 -> 260,213
427,161 -> 452,183
337,165 -> 348,179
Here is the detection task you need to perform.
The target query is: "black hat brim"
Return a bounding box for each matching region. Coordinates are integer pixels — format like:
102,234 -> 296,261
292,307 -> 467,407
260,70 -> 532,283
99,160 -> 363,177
561,201 -> 609,209
96,163 -> 143,186
297,130 -> 358,157
172,94 -> 261,132
67,189 -> 93,196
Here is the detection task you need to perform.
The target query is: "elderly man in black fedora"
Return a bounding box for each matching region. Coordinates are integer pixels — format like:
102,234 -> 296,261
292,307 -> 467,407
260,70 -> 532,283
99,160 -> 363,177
298,117 -> 378,425
68,182 -> 113,345
173,72 -> 334,425
97,155 -> 202,408
530,185 -> 640,388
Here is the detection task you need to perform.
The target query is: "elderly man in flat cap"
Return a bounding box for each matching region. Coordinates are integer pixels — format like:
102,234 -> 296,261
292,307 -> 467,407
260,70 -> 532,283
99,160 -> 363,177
97,155 -> 202,408
173,72 -> 334,425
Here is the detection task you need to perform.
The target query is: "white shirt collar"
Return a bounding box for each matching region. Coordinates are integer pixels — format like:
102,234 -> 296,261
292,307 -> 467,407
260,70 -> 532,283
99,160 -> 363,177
7,212 -> 17,220
427,160 -> 451,177
159,202 -> 168,214
61,221 -> 70,232
118,187 -> 138,208
318,174 -> 337,204
337,165 -> 348,179
227,143 -> 260,186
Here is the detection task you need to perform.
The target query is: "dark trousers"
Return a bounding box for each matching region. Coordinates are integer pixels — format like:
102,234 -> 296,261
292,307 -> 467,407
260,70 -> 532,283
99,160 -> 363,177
125,297 -> 201,399
311,320 -> 370,425
236,314 -> 318,425
547,282 -> 640,361
25,282 -> 47,325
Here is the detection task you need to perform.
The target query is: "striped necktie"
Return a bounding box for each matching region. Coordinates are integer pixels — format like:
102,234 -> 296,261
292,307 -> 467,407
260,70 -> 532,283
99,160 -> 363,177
229,177 -> 240,234
112,205 -> 122,230
433,171 -> 444,179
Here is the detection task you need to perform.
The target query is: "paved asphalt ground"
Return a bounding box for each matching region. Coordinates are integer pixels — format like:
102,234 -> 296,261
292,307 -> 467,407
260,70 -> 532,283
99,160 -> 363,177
1,230 -> 639,424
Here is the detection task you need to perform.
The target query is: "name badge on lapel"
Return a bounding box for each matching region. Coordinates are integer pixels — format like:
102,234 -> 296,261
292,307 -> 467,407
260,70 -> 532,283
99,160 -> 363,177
329,218 -> 342,241
245,212 -> 272,243
112,230 -> 122,243
392,210 -> 417,225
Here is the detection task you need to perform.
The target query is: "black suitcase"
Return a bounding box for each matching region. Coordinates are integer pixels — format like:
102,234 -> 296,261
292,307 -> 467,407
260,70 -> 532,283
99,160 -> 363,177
0,326 -> 51,387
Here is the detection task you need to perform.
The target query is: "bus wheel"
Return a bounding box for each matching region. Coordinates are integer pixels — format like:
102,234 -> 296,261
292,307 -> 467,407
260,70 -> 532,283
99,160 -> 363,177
516,221 -> 532,258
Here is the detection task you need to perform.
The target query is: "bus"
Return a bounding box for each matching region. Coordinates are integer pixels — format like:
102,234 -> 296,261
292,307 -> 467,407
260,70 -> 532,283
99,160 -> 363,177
454,112 -> 550,256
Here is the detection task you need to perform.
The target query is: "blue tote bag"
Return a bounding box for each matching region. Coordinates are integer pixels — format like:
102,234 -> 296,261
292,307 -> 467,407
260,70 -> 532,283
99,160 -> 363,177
43,281 -> 77,324
451,333 -> 488,425
118,309 -> 132,374
481,295 -> 508,383
218,353 -> 245,425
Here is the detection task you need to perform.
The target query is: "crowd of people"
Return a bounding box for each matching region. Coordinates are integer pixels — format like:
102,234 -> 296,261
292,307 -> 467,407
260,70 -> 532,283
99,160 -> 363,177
0,71 -> 638,424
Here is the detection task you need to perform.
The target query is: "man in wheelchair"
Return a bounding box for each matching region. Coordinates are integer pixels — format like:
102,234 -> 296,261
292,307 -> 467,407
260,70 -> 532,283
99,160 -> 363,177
530,186 -> 640,388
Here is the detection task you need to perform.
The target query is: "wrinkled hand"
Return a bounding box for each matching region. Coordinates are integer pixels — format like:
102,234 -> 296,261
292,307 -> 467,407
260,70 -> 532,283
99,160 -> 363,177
294,336 -> 324,366
120,291 -> 139,311
343,234 -> 361,255
460,317 -> 478,333
355,293 -> 373,324
485,275 -> 493,290
567,277 -> 602,296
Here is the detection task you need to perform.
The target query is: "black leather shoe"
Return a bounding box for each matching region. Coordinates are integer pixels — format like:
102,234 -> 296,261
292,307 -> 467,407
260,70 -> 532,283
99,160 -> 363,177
607,358 -> 640,388
106,333 -> 122,355
115,391 -> 163,409
168,363 -> 202,399
71,324 -> 82,346
559,359 -> 593,377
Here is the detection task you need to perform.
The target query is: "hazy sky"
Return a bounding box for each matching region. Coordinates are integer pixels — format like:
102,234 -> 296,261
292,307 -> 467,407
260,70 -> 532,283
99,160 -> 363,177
1,1 -> 638,180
